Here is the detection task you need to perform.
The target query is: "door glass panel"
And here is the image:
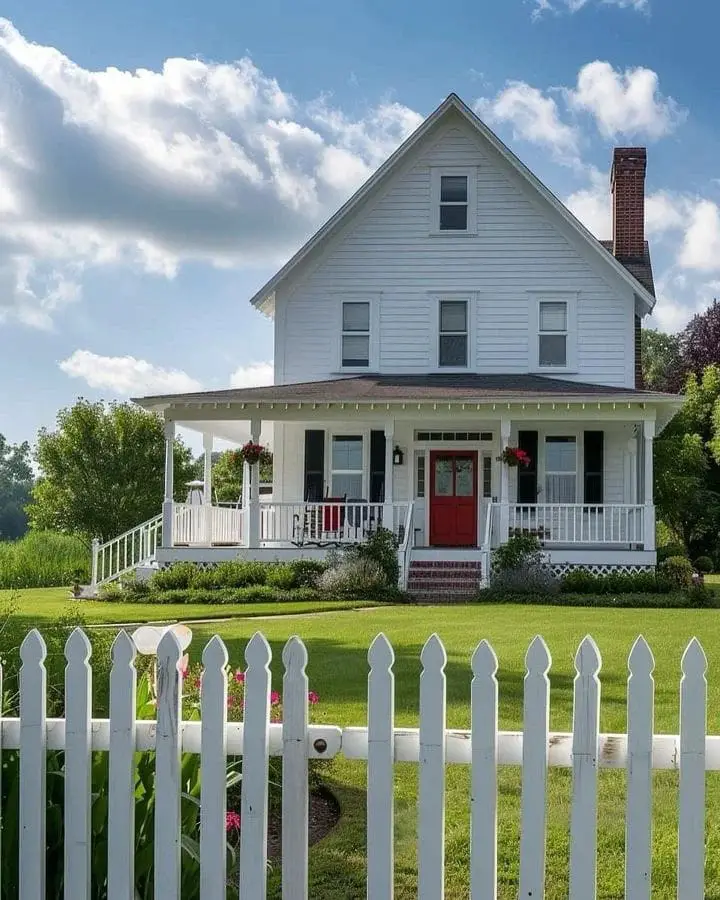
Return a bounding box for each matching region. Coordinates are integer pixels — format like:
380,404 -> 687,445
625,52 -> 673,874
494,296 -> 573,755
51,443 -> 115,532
455,458 -> 474,496
434,458 -> 453,495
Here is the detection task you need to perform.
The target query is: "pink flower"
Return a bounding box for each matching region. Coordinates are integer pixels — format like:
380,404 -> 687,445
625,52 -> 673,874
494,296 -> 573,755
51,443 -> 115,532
308,691 -> 320,705
227,696 -> 235,708
226,811 -> 241,832
179,654 -> 189,679
193,677 -> 202,690
270,690 -> 281,706
235,671 -> 245,684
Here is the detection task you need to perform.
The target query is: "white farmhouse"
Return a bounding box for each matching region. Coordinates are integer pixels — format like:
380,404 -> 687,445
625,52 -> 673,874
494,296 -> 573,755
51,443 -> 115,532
97,94 -> 682,596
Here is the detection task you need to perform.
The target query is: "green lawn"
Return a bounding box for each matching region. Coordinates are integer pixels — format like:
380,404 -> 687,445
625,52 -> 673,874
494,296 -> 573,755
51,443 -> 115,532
182,604 -> 720,900
0,587 -> 376,626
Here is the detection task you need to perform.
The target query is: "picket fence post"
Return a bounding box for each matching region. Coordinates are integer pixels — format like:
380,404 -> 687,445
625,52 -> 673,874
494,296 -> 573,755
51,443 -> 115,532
282,636 -> 310,900
626,635 -> 654,900
201,635 -> 229,900
239,632 -> 272,899
470,639 -> 498,900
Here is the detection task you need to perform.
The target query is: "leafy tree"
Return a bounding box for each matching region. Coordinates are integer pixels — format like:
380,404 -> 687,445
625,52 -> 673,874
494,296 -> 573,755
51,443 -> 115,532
210,449 -> 273,504
27,400 -> 197,542
679,298 -> 720,378
641,329 -> 683,392
0,435 -> 33,540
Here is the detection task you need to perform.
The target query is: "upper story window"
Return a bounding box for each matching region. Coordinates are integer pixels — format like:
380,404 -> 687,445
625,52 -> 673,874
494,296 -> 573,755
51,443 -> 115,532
439,299 -> 468,367
538,301 -> 568,367
341,301 -> 370,367
431,168 -> 476,234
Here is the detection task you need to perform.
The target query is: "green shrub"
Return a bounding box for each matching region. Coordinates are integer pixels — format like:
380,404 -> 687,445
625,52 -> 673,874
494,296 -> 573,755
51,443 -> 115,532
265,563 -> 299,590
657,542 -> 687,563
149,561 -> 199,591
287,559 -> 327,587
0,531 -> 89,589
491,560 -> 560,596
694,555 -> 714,574
318,557 -> 386,598
120,585 -> 322,605
561,569 -> 672,595
659,556 -> 694,589
475,589 -> 718,609
493,534 -> 543,573
348,527 -> 399,586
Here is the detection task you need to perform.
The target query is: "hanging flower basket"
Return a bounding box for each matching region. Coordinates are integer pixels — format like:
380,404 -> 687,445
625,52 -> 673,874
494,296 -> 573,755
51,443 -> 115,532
237,441 -> 265,466
497,446 -> 531,468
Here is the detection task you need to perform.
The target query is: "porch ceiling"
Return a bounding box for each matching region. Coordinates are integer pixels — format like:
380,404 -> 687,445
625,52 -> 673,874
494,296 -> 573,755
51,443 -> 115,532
134,374 -> 683,432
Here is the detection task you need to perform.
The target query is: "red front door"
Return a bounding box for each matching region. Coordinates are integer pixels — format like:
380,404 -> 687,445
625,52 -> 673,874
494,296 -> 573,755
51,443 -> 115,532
429,451 -> 478,547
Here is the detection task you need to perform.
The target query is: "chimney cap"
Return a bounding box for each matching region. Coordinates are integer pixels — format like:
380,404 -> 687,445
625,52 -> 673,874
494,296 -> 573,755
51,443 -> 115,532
612,147 -> 647,181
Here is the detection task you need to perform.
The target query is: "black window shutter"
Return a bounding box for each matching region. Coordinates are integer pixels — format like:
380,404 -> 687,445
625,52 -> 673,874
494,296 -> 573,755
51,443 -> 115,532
517,431 -> 538,504
304,430 -> 325,501
370,430 -> 386,502
584,431 -> 604,504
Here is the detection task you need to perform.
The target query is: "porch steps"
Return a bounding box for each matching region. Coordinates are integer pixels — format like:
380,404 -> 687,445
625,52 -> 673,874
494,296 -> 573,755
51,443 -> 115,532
407,560 -> 482,603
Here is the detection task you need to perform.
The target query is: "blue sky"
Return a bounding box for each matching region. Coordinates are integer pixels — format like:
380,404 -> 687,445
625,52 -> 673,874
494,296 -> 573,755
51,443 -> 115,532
1,0 -> 719,451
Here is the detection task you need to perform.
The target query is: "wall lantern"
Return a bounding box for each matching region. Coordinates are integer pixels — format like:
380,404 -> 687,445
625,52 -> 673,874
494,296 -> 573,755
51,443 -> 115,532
393,446 -> 404,466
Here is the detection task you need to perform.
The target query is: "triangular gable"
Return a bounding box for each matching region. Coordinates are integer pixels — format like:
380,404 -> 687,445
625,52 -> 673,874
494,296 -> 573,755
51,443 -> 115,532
249,93 -> 656,314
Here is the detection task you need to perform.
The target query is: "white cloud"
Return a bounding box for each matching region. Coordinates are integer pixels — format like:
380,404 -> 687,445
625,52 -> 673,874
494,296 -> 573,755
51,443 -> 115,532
678,200 -> 720,273
567,61 -> 685,139
532,0 -> 648,17
229,361 -> 274,388
476,82 -> 580,165
59,349 -> 202,395
0,19 -> 421,328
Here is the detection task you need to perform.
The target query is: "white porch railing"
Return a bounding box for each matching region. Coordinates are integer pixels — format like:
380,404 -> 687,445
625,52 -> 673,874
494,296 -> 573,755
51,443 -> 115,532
259,501 -> 410,546
397,502 -> 415,590
173,503 -> 245,546
91,514 -> 162,589
508,503 -> 645,545
10,627 -> 715,897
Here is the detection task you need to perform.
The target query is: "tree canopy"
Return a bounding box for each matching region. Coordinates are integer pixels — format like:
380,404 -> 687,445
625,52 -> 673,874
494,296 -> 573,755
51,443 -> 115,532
0,434 -> 33,540
27,400 -> 197,542
641,329 -> 683,393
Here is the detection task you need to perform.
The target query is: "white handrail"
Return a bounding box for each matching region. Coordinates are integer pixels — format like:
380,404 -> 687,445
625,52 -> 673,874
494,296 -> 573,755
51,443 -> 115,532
91,513 -> 163,590
397,501 -> 415,590
508,503 -> 645,545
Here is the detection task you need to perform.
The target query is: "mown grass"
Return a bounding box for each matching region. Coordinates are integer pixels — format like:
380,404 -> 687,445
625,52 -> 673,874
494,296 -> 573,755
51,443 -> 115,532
180,604 -> 720,899
0,531 -> 89,588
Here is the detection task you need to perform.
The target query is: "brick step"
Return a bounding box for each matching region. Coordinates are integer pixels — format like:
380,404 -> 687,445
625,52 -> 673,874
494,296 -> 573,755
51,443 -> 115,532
409,561 -> 482,570
409,591 -> 478,603
407,576 -> 481,587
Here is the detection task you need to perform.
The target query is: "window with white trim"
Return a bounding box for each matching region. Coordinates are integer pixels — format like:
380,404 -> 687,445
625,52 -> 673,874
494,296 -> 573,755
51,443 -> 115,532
538,300 -> 568,368
341,301 -> 370,368
331,435 -> 363,498
439,175 -> 468,230
439,299 -> 468,367
544,436 -> 577,503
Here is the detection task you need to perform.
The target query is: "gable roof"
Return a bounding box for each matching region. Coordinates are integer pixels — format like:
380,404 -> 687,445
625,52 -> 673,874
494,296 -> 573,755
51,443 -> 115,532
249,93 -> 657,314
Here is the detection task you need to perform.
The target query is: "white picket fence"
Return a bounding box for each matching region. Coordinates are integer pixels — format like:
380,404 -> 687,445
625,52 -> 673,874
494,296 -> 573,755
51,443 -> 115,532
2,627 -> 717,898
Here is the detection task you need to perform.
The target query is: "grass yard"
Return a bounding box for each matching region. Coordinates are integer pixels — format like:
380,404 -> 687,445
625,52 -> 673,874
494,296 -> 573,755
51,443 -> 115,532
180,604 -> 720,900
0,587 -> 376,626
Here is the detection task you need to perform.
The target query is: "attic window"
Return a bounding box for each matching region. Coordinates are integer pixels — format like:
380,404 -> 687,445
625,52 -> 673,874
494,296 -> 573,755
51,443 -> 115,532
431,168 -> 476,234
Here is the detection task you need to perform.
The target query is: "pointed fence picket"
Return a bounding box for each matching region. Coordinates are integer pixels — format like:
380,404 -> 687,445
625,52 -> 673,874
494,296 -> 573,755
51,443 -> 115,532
6,627 -> 720,898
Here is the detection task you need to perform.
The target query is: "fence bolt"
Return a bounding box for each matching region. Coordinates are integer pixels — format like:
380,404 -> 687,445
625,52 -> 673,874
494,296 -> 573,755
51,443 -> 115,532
313,738 -> 327,754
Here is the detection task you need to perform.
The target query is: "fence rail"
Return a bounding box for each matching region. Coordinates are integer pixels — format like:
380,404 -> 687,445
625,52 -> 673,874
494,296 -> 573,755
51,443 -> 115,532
4,628 -> 714,897
508,503 -> 645,544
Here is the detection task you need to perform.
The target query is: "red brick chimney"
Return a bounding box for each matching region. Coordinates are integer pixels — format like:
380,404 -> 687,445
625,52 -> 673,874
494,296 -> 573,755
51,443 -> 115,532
611,147 -> 647,259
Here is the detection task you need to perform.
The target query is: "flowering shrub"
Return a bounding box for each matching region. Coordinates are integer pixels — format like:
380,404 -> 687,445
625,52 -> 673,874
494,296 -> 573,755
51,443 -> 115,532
497,446 -> 531,467
237,441 -> 265,466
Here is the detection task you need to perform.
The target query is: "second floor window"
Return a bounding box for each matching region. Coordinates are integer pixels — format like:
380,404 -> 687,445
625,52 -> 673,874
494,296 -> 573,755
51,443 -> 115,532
439,175 -> 468,230
439,299 -> 468,367
538,300 -> 568,368
342,301 -> 370,367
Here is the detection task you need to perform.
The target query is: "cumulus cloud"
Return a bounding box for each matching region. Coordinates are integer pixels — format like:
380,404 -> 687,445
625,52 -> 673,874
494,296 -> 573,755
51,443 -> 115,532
476,82 -> 580,165
229,361 -> 274,388
532,0 -> 648,17
567,61 -> 685,139
678,200 -> 720,273
0,19 -> 421,327
59,350 -> 203,395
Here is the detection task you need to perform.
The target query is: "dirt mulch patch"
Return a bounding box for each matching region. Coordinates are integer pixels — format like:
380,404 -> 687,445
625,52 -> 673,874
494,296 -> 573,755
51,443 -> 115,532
267,786 -> 341,857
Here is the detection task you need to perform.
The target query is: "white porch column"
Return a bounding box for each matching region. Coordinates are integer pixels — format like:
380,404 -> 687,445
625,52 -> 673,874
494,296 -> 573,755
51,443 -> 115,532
625,436 -> 638,505
499,417 -> 511,544
383,420 -> 395,531
248,419 -> 262,548
162,419 -> 175,548
203,433 -> 213,544
643,418 -> 656,551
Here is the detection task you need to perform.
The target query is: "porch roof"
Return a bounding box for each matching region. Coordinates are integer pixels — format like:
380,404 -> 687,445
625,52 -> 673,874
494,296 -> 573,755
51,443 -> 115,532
134,374 -> 682,431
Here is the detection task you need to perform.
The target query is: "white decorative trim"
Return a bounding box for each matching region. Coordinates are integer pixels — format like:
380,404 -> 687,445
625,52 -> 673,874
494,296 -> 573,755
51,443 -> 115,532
547,563 -> 654,578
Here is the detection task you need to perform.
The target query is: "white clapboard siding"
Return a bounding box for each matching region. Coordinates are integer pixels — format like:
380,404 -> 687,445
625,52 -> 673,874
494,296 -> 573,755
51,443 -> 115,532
569,636 -> 602,900
367,633 -> 396,900
239,632 -> 272,899
626,636 -> 655,900
64,628 -> 93,900
418,634 -> 447,900
519,635 -> 551,900
8,628 -> 720,899
19,629 -> 48,900
154,630 -> 183,899
470,639 -> 498,900
282,637 -> 310,900
678,638 -> 707,900
201,635 -> 229,900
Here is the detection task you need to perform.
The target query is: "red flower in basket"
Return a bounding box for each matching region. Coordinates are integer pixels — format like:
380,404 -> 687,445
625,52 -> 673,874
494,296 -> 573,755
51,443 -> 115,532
497,446 -> 531,468
238,441 -> 265,466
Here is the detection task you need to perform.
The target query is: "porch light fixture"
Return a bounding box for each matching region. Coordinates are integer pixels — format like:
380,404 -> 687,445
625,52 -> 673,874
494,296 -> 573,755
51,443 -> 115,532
393,446 -> 404,466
